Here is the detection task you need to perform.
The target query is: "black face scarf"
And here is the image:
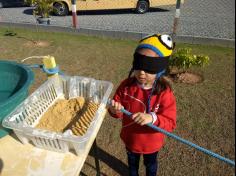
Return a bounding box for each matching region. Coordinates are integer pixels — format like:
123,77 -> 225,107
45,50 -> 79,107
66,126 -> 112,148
133,52 -> 169,74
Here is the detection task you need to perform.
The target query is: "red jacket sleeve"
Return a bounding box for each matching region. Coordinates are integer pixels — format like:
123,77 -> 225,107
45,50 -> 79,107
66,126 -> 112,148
153,88 -> 177,132
108,79 -> 128,119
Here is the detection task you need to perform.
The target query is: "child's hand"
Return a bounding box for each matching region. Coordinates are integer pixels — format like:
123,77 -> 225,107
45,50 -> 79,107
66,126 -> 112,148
131,113 -> 153,126
109,100 -> 123,114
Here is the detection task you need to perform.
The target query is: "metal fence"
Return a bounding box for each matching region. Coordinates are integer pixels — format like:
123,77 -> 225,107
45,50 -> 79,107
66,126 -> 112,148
179,0 -> 235,39
0,0 -> 235,39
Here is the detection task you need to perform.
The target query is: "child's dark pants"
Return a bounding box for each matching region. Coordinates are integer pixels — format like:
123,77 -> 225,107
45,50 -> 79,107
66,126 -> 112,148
127,149 -> 158,176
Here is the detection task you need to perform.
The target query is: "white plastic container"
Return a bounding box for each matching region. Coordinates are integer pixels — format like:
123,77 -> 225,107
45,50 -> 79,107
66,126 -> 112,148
2,75 -> 113,155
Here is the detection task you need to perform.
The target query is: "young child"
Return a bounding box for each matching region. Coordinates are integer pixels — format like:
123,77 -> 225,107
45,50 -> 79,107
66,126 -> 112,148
108,34 -> 177,176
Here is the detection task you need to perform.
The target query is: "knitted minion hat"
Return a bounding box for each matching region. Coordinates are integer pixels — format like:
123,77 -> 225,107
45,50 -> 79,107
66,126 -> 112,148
133,34 -> 174,74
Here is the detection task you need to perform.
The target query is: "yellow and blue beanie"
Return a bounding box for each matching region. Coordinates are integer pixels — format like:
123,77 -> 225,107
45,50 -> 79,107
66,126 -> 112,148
133,34 -> 174,74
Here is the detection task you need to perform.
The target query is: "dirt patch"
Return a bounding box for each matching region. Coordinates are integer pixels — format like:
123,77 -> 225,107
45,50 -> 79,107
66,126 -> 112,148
168,72 -> 204,84
24,40 -> 50,47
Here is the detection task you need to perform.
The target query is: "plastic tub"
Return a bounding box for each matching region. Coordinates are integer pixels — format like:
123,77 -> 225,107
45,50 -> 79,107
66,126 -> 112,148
0,60 -> 34,138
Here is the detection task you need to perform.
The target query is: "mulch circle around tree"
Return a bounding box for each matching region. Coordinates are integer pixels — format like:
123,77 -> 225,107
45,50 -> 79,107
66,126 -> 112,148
24,40 -> 50,47
168,71 -> 204,84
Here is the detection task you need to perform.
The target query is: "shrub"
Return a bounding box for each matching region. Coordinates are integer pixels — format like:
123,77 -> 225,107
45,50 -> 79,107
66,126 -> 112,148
25,0 -> 55,18
169,48 -> 210,72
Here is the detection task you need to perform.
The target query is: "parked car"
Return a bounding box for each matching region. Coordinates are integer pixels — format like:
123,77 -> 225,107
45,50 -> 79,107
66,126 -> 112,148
52,0 -> 177,16
0,0 -> 27,7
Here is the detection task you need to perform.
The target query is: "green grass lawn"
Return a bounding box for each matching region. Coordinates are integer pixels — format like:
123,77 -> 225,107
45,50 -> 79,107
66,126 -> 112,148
0,26 -> 235,176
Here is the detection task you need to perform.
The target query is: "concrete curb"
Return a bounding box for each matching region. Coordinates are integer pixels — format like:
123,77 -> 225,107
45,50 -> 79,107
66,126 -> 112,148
0,22 -> 235,48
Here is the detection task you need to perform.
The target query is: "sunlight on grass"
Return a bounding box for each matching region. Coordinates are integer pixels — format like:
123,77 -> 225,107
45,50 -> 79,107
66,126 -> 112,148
0,26 -> 235,175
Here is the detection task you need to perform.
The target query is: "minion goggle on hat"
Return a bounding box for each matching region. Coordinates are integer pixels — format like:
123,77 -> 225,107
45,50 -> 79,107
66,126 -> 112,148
133,34 -> 174,74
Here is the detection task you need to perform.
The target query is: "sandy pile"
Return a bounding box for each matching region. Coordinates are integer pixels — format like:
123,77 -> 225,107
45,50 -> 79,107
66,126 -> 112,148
36,97 -> 99,136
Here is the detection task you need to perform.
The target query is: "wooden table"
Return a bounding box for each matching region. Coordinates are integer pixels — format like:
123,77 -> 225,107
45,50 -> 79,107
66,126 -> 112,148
0,110 -> 106,176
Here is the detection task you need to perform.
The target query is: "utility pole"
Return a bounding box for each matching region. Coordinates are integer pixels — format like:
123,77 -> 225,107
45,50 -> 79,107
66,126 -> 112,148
172,0 -> 181,41
71,0 -> 78,28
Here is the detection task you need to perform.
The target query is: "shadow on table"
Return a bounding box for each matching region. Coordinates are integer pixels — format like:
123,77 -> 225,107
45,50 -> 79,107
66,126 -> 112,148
0,158 -> 3,175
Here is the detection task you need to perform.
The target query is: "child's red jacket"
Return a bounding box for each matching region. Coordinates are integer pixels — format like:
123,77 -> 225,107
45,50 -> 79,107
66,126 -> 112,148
109,78 -> 177,154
